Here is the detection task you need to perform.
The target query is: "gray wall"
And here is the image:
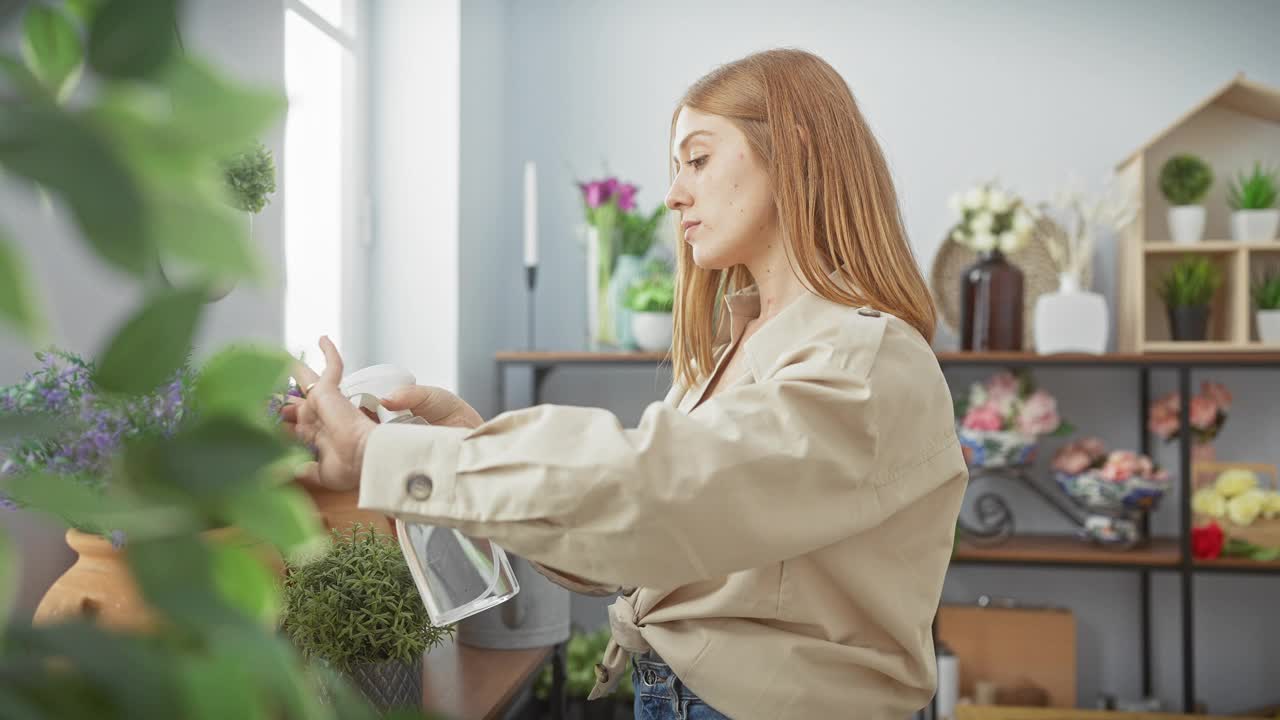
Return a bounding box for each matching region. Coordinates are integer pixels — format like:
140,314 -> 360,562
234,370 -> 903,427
461,0 -> 1280,713
0,0 -> 286,621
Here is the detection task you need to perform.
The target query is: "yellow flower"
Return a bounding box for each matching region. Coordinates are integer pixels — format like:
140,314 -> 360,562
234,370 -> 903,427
1226,489 -> 1266,527
1264,492 -> 1280,520
1191,487 -> 1226,518
1215,468 -> 1259,498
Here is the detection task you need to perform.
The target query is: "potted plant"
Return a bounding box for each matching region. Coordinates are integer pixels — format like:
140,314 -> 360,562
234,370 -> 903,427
157,140 -> 278,301
1159,154 -> 1213,244
953,369 -> 1073,469
946,180 -> 1037,351
1033,173 -> 1136,354
1227,162 -> 1279,242
578,175 -> 644,347
534,625 -> 634,719
609,202 -> 668,349
624,262 -> 675,352
1156,254 -> 1222,341
281,524 -> 456,712
1254,270 -> 1280,344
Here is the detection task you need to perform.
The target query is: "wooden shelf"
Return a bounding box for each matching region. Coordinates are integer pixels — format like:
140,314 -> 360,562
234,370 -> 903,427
497,350 -> 1280,367
421,636 -> 553,720
1193,555 -> 1280,573
1143,240 -> 1280,253
952,535 -> 1182,568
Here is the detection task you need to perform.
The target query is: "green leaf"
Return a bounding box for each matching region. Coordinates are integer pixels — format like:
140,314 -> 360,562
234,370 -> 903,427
87,0 -> 177,80
2,472 -> 133,534
0,103 -> 150,276
64,0 -> 103,26
93,287 -> 204,395
152,187 -> 261,281
196,345 -> 292,420
0,230 -> 45,344
211,541 -> 280,627
127,534 -> 238,626
222,484 -> 323,558
21,5 -> 83,102
127,416 -> 291,502
161,58 -> 287,157
0,527 -> 17,634
180,650 -> 265,720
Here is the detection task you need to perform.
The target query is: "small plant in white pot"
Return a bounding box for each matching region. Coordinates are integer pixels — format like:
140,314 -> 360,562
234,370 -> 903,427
1227,162 -> 1279,242
1159,154 -> 1213,245
1254,271 -> 1280,344
625,265 -> 675,352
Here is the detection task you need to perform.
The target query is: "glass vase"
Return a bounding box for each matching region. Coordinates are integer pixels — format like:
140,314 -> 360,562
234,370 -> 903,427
585,225 -> 616,348
960,248 -> 1024,351
609,255 -> 645,350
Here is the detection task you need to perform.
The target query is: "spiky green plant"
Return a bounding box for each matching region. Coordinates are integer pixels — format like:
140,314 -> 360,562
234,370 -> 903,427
1158,255 -> 1223,308
1227,162 -> 1278,211
1254,270 -> 1280,311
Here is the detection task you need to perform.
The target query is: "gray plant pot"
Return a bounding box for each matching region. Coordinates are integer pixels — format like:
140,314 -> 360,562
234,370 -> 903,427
458,555 -> 570,649
348,657 -> 423,712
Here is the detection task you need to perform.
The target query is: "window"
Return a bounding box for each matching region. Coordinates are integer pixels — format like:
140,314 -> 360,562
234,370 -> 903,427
283,0 -> 368,365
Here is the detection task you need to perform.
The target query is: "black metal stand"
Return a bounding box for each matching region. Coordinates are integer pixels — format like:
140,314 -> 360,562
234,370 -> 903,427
526,264 -> 538,351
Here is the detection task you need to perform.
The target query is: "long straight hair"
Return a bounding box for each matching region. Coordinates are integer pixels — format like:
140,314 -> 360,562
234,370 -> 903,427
668,49 -> 936,390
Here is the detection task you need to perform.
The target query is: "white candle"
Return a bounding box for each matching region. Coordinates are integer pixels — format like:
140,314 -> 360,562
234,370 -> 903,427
523,161 -> 538,267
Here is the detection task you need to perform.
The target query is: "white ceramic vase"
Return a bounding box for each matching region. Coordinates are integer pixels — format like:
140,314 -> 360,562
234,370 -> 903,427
1033,272 -> 1109,355
631,311 -> 673,352
1258,309 -> 1280,344
1231,209 -> 1280,242
1168,205 -> 1206,245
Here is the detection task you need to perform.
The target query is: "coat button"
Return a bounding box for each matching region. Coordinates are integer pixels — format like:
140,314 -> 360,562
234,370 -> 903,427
858,306 -> 881,317
405,473 -> 434,500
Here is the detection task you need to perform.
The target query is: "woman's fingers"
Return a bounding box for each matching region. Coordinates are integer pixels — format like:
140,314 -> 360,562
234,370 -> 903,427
318,336 -> 344,387
379,384 -> 430,413
294,460 -> 322,488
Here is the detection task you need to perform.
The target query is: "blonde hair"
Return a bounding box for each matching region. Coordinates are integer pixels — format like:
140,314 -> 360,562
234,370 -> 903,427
668,48 -> 936,390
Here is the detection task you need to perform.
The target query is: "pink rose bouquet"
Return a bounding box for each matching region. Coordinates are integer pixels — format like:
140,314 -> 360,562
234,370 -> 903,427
955,369 -> 1072,468
1147,380 -> 1230,444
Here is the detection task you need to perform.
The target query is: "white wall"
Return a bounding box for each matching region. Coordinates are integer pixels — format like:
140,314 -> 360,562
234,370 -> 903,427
462,0 -> 1280,713
0,0 -> 287,621
367,0 -> 461,394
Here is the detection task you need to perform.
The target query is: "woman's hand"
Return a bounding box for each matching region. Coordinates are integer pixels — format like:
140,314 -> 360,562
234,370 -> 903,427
380,385 -> 485,429
282,336 -> 376,492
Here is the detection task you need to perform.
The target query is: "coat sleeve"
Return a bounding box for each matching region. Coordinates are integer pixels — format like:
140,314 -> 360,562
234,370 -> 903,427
357,324 -> 952,590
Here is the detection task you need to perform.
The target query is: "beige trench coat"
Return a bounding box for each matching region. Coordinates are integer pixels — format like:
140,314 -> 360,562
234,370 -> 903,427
358,276 -> 968,719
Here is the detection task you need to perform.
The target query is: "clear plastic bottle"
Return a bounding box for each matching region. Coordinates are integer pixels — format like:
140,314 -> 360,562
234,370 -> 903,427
340,364 -> 519,626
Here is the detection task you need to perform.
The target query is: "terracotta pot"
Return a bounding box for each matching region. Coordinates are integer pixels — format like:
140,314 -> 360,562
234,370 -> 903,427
33,527 -> 284,631
299,483 -> 395,537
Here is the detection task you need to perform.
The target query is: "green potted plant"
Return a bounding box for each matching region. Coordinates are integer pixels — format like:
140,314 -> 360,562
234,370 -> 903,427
534,626 -> 634,720
1159,154 -> 1213,245
1254,270 -> 1280,344
610,203 -> 669,349
281,524 -> 456,712
1227,162 -> 1279,242
158,140 -> 278,301
624,262 -> 675,352
1157,255 -> 1223,341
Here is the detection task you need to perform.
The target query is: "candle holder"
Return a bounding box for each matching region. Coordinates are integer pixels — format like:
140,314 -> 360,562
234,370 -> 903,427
525,263 -> 537,351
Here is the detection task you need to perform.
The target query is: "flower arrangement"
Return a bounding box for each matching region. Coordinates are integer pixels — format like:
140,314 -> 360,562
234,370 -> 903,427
1146,380 -> 1231,445
954,369 -> 1072,468
946,181 -> 1037,255
1036,173 -> 1137,281
1159,154 -> 1213,206
1190,467 -> 1280,528
0,349 -> 194,525
1191,521 -> 1280,561
1226,162 -> 1278,212
222,141 -> 277,215
1051,437 -> 1169,513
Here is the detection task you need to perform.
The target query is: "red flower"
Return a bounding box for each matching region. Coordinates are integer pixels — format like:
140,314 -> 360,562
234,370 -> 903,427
1191,522 -> 1224,560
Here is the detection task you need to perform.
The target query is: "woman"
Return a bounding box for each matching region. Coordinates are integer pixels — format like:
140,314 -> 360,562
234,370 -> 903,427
286,48 -> 967,720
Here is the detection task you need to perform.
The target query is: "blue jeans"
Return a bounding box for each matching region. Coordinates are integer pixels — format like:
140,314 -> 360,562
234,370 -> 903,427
631,652 -> 731,720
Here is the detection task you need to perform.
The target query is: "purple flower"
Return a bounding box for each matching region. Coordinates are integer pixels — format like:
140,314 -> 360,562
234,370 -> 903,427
617,183 -> 638,212
581,181 -> 606,209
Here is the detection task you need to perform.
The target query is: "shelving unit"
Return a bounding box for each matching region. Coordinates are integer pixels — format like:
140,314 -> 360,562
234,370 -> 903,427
494,349 -> 1280,715
1114,74 -> 1280,354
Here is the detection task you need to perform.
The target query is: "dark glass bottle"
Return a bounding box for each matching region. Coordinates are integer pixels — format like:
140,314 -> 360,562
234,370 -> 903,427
960,249 -> 1024,351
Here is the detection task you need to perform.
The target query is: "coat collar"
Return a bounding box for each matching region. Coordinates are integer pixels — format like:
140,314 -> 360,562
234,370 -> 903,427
679,266 -> 866,412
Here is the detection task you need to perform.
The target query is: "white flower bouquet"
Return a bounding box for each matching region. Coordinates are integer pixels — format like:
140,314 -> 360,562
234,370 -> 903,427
947,181 -> 1037,255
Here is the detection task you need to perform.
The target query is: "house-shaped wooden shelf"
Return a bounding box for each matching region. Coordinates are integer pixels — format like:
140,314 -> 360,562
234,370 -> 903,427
1116,73 -> 1280,353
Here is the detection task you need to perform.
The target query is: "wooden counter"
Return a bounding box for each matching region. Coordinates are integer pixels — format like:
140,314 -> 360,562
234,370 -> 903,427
422,637 -> 552,720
